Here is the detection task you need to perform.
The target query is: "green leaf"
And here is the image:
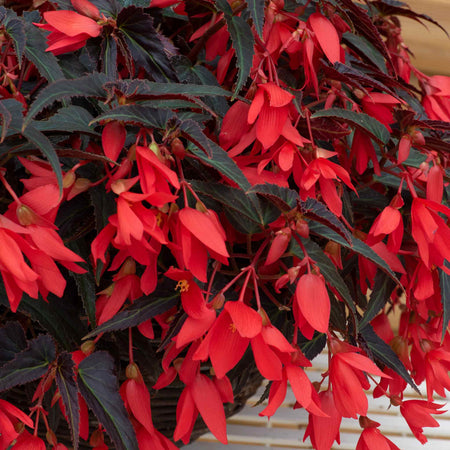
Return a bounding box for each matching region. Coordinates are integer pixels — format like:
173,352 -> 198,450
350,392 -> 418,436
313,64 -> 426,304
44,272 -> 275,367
0,99 -> 24,144
119,0 -> 148,7
214,0 -> 232,14
190,180 -> 279,234
324,62 -> 393,95
291,239 -> 356,313
2,8 -> 26,64
73,270 -> 97,328
0,100 -> 12,143
24,20 -> 64,82
55,352 -> 80,450
227,16 -> 255,97
91,0 -> 121,17
342,32 -> 388,74
24,73 -> 108,130
214,0 -> 254,96
84,294 -> 179,339
300,332 -> 327,361
77,352 -> 138,450
247,0 -> 265,38
0,289 -> 86,350
440,262 -> 450,341
117,6 -> 177,82
360,323 -> 419,393
0,335 -> 56,392
301,197 -> 352,244
90,104 -> 174,130
101,33 -> 118,79
247,183 -> 298,212
308,221 -> 401,285
403,148 -> 427,169
0,322 -> 27,366
172,56 -> 230,117
359,271 -> 396,329
21,124 -> 63,194
311,108 -> 390,144
183,122 -> 250,191
107,78 -> 232,98
89,184 -> 116,232
33,106 -> 97,135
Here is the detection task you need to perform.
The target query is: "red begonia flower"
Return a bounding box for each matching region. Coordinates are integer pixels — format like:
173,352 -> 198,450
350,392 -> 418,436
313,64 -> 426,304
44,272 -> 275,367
329,339 -> 390,418
35,7 -> 102,56
399,399 -> 446,444
295,273 -> 330,334
356,424 -> 400,450
304,389 -> 342,450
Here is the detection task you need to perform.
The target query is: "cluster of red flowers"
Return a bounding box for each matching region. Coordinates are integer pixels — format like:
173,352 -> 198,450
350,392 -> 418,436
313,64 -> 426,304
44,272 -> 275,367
0,0 -> 449,448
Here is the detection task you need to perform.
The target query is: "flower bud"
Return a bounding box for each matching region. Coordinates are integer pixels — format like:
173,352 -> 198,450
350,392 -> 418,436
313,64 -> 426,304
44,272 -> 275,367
16,204 -> 38,226
171,137 -> 186,159
46,430 -> 58,446
149,141 -> 161,159
67,177 -> 91,200
125,363 -> 142,381
398,134 -> 412,164
81,340 -> 95,356
411,129 -> 425,146
62,170 -> 76,188
295,218 -> 309,238
211,293 -> 225,310
258,307 -> 270,326
359,416 -> 380,429
89,429 -> 105,447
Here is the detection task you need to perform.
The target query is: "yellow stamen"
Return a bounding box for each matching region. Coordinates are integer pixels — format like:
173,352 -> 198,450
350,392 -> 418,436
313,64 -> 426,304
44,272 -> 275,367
175,280 -> 190,293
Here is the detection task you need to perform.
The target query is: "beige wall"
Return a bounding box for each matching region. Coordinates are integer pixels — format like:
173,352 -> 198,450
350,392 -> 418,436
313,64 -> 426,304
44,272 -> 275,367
400,0 -> 450,75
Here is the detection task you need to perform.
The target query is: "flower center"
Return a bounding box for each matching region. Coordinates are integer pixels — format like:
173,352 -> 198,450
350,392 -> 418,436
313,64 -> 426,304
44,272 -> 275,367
176,280 -> 190,292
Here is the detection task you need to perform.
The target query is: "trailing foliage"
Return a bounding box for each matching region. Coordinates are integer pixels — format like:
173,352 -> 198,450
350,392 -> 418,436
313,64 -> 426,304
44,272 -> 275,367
0,0 -> 448,448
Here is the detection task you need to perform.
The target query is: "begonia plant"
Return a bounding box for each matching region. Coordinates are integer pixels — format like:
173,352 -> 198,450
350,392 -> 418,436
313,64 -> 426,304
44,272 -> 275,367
0,0 -> 449,448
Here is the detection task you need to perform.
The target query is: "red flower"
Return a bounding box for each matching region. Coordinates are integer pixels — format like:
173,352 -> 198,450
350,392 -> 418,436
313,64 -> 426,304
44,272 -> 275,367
294,273 -> 330,337
102,121 -> 126,163
304,389 -> 342,450
173,372 -> 228,445
247,83 -> 295,149
11,430 -> 46,449
329,339 -> 390,418
421,75 -> 450,121
356,417 -> 400,450
0,399 -> 34,449
300,153 -> 356,217
120,363 -> 154,435
351,129 -> 380,176
136,426 -> 178,450
259,348 -> 325,419
194,301 -> 263,378
169,207 -> 228,282
135,145 -> 180,196
194,301 -> 297,381
35,1 -> 103,56
366,194 -> 404,254
165,267 -> 215,334
96,258 -> 142,324
411,197 -> 450,269
399,400 -> 446,444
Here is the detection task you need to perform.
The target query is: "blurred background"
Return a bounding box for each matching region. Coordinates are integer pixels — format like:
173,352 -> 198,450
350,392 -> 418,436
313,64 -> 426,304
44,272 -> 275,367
401,0 -> 450,76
